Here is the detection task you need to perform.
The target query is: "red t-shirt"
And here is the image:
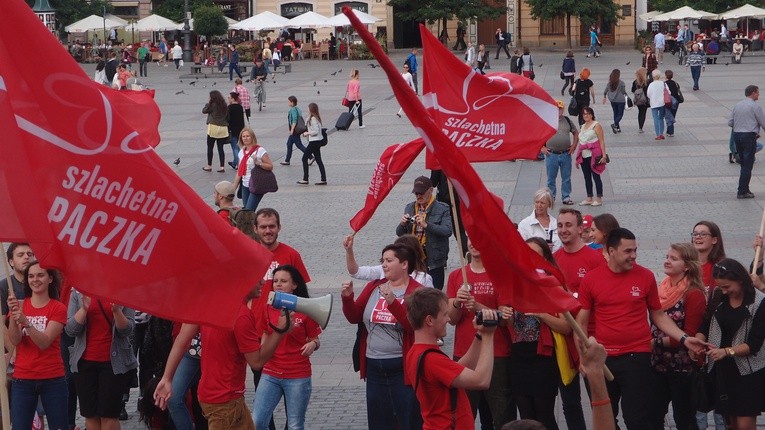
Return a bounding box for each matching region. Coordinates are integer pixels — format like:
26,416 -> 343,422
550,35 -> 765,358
83,300 -> 114,362
261,307 -> 321,379
553,245 -> 604,295
445,267 -> 511,358
198,304 -> 262,404
405,344 -> 473,430
217,209 -> 231,224
701,261 -> 715,295
579,264 -> 660,355
14,299 -> 67,379
258,243 -> 311,298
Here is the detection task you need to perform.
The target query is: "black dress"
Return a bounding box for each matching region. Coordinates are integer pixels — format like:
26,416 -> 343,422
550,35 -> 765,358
700,289 -> 765,416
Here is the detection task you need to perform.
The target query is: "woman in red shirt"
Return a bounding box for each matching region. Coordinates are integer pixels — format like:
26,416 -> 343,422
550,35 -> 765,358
7,261 -> 68,430
649,243 -> 707,430
692,221 -> 726,296
252,265 -> 321,429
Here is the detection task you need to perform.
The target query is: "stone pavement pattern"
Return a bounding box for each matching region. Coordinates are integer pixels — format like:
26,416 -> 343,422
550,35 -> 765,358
72,47 -> 765,429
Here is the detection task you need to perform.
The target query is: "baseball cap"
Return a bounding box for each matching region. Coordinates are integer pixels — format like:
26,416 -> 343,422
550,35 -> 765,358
556,100 -> 565,109
215,181 -> 236,198
411,176 -> 433,194
582,214 -> 593,229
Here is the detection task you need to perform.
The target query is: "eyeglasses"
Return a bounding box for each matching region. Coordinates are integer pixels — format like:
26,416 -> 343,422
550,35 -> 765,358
690,232 -> 712,238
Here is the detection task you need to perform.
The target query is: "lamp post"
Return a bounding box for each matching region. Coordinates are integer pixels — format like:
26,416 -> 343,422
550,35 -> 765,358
182,0 -> 192,62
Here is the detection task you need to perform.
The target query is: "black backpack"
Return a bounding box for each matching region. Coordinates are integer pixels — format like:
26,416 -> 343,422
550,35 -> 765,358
415,348 -> 458,430
319,127 -> 329,147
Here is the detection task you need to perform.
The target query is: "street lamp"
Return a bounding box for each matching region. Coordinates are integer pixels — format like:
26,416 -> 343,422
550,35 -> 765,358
182,0 -> 192,62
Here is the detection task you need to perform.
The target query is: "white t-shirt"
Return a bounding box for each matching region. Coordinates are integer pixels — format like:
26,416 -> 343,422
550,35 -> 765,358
401,71 -> 414,90
238,146 -> 267,184
171,45 -> 183,60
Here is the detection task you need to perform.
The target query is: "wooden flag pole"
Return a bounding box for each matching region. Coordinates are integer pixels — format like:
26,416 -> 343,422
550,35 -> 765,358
446,179 -> 470,289
752,207 -> 765,276
0,243 -> 15,430
563,311 -> 614,381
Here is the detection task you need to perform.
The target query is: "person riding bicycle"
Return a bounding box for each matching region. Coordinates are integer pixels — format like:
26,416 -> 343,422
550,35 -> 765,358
248,58 -> 268,107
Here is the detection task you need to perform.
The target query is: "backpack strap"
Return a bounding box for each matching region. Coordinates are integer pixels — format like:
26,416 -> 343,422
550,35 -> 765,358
563,116 -> 576,133
415,348 -> 458,430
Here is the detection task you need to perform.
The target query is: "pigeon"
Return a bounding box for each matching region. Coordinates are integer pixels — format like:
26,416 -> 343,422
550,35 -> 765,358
175,90 -> 185,95
625,61 -> 631,65
313,81 -> 316,86
317,91 -> 320,95
212,82 -> 216,86
189,81 -> 197,86
725,62 -> 729,66
324,80 -> 327,83
537,63 -> 543,67
331,71 -> 337,76
338,69 -> 342,73
203,85 -> 207,88
368,63 -> 379,68
180,79 -> 183,83
173,158 -> 180,165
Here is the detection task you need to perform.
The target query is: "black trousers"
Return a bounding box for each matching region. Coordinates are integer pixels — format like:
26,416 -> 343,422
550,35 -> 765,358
604,353 -> 653,430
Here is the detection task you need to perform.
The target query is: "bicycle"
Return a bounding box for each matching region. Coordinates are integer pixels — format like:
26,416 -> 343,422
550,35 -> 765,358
253,79 -> 265,112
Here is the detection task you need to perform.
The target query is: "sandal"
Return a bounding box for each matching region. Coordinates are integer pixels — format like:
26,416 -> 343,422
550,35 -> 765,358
562,199 -> 574,205
202,167 -> 212,172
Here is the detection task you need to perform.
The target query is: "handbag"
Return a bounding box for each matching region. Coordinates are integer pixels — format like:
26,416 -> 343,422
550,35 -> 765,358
690,365 -> 714,413
341,97 -> 351,107
567,97 -> 578,116
248,164 -> 278,194
596,154 -> 611,164
293,115 -> 307,135
663,84 -> 672,108
560,71 -> 565,80
676,85 -> 684,103
633,87 -> 648,106
626,96 -> 634,108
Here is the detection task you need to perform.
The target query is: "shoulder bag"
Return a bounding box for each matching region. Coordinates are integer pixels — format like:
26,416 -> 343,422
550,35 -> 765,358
567,96 -> 579,116
249,164 -> 278,194
293,115 -> 307,135
663,84 -> 672,108
319,127 -> 329,147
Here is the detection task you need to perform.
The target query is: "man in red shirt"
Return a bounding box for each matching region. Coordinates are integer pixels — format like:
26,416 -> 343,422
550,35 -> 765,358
446,240 -> 514,428
255,208 -> 311,292
405,288 -> 497,430
214,181 -> 238,223
576,228 -> 706,430
552,208 -> 604,430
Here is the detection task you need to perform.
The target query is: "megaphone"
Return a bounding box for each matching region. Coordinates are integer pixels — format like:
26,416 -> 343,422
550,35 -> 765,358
267,291 -> 333,330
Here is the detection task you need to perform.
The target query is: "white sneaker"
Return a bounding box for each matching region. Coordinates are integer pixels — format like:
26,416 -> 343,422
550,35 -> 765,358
359,125 -> 366,129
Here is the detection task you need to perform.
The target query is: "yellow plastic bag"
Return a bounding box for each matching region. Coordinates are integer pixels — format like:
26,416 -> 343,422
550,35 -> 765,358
553,331 -> 577,385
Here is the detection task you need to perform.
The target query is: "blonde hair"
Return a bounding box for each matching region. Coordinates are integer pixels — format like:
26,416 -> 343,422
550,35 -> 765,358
533,188 -> 554,209
635,67 -> 648,87
668,243 -> 706,295
238,127 -> 258,148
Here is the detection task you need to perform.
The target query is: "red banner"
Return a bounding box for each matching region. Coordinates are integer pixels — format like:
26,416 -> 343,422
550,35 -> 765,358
350,138 -> 425,232
0,0 -> 273,329
420,25 -> 559,169
343,8 -> 580,314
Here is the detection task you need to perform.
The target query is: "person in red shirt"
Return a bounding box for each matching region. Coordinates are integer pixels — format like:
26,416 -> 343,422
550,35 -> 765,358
577,228 -> 706,430
7,261 -> 68,430
252,265 -> 321,429
649,243 -> 707,430
446,240 -> 514,428
405,287 -> 497,430
692,220 -> 726,295
153,282 -> 290,430
214,180 -> 238,223
553,208 -> 604,430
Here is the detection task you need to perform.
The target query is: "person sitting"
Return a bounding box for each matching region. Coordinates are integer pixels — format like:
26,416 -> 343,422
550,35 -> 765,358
706,40 -> 720,64
732,39 -> 744,63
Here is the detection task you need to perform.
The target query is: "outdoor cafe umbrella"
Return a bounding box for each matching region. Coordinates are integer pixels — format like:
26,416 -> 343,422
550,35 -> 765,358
177,16 -> 240,31
285,11 -> 332,29
720,3 -> 765,19
131,14 -> 178,32
638,10 -> 664,22
65,14 -> 123,33
326,9 -> 381,26
230,11 -> 288,31
652,6 -> 718,21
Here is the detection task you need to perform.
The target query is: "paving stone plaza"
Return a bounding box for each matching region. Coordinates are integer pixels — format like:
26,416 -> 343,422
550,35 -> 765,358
74,46 -> 765,429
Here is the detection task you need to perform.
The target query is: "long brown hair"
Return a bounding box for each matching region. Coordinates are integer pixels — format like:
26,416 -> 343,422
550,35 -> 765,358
608,69 -> 621,92
635,67 -> 648,87
694,221 -> 725,263
207,90 -> 227,114
307,102 -> 322,125
668,243 -> 706,295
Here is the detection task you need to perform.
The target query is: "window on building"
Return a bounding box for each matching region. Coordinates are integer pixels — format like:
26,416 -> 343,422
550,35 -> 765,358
540,17 -> 564,35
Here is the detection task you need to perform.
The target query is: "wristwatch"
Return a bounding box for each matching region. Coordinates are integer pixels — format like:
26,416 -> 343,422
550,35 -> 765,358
727,347 -> 736,357
679,334 -> 688,346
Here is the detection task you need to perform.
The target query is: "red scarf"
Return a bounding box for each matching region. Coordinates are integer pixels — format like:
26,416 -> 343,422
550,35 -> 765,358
237,145 -> 259,177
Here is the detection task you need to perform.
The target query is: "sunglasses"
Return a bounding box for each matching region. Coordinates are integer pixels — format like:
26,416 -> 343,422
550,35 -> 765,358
712,263 -> 730,278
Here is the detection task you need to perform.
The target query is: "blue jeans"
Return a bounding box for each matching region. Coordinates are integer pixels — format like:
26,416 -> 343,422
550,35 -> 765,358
285,134 -> 307,163
611,102 -> 625,128
666,105 -> 678,135
690,66 -> 701,89
365,357 -> 422,430
651,106 -> 665,136
252,374 -> 311,430
588,43 -> 598,56
11,377 -> 68,430
230,135 -> 240,167
264,59 -> 271,75
545,151 -> 572,201
241,186 -> 264,211
734,132 -> 757,195
229,62 -> 241,80
168,354 -> 201,430
696,411 -> 726,430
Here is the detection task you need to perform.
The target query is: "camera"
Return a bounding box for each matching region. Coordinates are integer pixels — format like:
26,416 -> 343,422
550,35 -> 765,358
406,215 -> 417,225
476,311 -> 504,327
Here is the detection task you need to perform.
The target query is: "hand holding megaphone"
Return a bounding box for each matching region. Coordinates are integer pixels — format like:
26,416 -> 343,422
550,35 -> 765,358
268,291 -> 333,330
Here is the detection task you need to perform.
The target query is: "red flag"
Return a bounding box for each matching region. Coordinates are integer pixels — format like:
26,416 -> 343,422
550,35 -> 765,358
0,0 -> 272,329
350,138 -> 425,232
343,8 -> 580,313
420,25 -> 559,169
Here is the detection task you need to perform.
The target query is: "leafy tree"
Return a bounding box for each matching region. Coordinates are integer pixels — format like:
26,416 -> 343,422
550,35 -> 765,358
525,0 -> 620,48
192,5 -> 228,39
154,0 -> 212,23
387,0 -> 506,45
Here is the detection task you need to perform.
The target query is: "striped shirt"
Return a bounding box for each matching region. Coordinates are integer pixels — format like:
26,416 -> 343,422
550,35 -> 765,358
234,84 -> 250,110
685,51 -> 705,67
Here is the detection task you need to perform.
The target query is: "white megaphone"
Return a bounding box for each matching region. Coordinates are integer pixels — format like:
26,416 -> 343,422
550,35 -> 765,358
267,291 -> 333,330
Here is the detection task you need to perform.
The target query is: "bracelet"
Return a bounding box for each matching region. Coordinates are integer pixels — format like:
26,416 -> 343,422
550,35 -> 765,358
591,398 -> 611,407
679,334 -> 688,346
313,339 -> 320,351
475,332 -> 483,341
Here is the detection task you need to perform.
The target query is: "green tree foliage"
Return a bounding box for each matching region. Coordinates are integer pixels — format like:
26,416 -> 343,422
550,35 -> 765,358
387,0 -> 506,44
154,0 -> 212,23
525,0 -> 620,47
192,5 -> 228,39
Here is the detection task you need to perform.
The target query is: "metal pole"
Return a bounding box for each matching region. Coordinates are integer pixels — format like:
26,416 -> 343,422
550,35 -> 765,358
182,0 -> 192,62
103,4 -> 107,46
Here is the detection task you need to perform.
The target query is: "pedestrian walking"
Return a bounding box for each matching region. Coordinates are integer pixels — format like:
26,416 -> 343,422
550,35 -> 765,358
631,67 -> 650,132
729,85 -> 765,199
646,69 -> 667,140
561,51 -> 576,96
602,69 -> 627,133
664,70 -> 683,137
228,44 -> 242,81
574,107 -> 606,206
202,90 -> 229,172
345,69 -> 364,128
171,41 -> 182,70
685,43 -> 705,91
543,101 -> 578,206
495,28 -> 511,59
281,95 -> 309,166
298,103 -> 327,185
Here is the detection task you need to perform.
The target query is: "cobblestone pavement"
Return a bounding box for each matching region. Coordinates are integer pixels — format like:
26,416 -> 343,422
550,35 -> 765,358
70,47 -> 765,429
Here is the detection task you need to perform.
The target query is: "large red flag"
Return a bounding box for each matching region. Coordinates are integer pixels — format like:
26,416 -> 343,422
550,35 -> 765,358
343,8 -> 579,313
350,138 -> 425,232
0,0 -> 273,329
420,25 -> 559,169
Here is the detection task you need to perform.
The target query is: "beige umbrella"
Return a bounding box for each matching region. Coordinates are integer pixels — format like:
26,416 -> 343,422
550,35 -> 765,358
652,6 -> 718,21
720,3 -> 765,19
65,14 -> 123,33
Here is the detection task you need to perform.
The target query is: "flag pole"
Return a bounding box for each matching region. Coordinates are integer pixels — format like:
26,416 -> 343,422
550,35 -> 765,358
562,311 -> 614,381
446,179 -> 469,289
0,243 -> 14,430
752,206 -> 765,276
